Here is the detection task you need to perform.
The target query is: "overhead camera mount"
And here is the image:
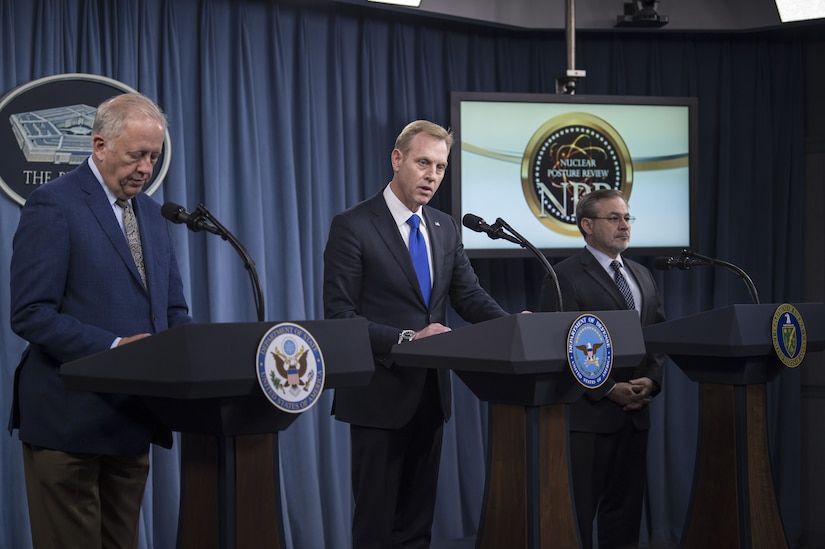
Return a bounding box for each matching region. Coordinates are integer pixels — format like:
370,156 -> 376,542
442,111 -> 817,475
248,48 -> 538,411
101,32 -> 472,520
615,0 -> 669,28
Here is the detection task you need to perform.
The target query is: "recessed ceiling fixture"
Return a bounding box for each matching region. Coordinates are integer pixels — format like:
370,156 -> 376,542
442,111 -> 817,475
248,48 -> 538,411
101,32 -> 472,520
774,0 -> 825,22
367,0 -> 422,7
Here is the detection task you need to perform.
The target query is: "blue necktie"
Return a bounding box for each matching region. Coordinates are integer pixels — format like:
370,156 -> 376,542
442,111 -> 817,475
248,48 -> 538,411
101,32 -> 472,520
407,214 -> 431,305
611,260 -> 636,310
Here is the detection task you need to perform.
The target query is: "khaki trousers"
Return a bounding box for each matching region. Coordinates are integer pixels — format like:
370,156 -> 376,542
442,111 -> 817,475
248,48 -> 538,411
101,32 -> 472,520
22,443 -> 150,549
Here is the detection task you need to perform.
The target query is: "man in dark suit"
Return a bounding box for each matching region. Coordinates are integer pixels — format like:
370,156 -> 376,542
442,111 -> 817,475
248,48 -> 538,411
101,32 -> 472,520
9,93 -> 191,549
323,120 -> 510,549
539,189 -> 665,549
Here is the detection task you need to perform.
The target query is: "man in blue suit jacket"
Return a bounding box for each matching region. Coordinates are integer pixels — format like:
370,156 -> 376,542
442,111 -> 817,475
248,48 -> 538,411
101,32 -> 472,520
324,120 -> 510,548
539,189 -> 665,549
8,93 -> 191,549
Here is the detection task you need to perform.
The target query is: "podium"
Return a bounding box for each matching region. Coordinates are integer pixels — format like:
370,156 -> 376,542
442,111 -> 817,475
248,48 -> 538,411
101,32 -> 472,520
643,303 -> 825,548
60,319 -> 373,549
393,311 -> 646,549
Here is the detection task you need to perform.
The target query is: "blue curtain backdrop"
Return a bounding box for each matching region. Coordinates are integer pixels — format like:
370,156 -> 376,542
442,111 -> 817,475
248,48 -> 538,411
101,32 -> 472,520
0,0 -> 813,547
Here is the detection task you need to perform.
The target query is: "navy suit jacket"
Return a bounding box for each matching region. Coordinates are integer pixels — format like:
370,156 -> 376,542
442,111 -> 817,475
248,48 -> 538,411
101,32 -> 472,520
323,191 -> 508,429
9,160 -> 191,455
540,247 -> 665,433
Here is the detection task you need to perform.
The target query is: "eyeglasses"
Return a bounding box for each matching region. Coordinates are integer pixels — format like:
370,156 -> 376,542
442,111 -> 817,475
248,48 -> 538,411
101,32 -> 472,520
588,215 -> 636,225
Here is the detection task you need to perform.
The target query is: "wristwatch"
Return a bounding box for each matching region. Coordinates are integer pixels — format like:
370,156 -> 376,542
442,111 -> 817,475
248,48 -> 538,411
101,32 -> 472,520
398,330 -> 416,344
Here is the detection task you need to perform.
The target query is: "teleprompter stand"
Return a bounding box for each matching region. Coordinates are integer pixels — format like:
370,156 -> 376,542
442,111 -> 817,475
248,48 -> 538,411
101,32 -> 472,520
61,319 -> 373,549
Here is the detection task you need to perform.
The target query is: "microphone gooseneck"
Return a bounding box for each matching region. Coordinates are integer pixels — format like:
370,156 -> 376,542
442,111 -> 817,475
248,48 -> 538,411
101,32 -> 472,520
462,213 -> 563,311
655,249 -> 760,304
162,202 -> 266,321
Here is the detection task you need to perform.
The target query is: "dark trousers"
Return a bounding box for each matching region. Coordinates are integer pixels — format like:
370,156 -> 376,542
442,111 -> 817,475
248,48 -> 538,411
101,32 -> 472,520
350,372 -> 445,549
570,419 -> 649,549
22,443 -> 150,549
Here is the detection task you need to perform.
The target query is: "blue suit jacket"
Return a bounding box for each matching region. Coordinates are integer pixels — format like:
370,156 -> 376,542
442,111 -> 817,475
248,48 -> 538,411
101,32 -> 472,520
323,191 -> 508,429
9,160 -> 191,455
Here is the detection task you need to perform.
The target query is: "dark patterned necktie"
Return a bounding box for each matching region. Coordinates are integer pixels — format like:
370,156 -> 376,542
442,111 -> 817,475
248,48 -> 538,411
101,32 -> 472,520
610,260 -> 635,310
116,199 -> 147,288
407,214 -> 431,306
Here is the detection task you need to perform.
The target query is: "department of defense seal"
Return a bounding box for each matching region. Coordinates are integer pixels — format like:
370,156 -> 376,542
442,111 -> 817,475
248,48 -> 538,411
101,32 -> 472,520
771,303 -> 806,368
257,322 -> 326,413
521,112 -> 633,237
567,314 -> 613,388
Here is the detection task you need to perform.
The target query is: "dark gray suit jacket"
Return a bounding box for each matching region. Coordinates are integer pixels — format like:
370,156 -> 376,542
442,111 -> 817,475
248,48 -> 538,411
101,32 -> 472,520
540,247 -> 665,433
323,191 -> 508,429
9,160 -> 191,454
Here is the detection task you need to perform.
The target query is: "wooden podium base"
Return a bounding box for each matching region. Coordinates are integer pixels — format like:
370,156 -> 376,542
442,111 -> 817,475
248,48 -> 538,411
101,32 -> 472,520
682,383 -> 787,549
477,403 -> 580,549
178,433 -> 284,549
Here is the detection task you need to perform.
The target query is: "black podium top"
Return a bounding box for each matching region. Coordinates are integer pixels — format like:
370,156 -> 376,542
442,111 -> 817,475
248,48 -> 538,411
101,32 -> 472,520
643,303 -> 825,384
60,319 -> 373,435
393,311 -> 646,405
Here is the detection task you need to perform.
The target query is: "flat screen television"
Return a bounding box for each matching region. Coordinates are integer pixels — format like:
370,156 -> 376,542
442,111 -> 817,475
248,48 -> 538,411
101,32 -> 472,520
450,92 -> 698,258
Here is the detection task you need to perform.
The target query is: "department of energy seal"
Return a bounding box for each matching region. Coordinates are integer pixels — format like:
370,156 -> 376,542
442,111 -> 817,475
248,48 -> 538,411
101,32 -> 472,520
771,303 -> 806,368
521,112 -> 633,237
257,322 -> 326,413
567,314 -> 614,389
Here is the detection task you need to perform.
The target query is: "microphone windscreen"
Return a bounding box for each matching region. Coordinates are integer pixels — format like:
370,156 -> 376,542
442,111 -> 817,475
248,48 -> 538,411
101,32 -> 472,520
161,202 -> 186,223
462,213 -> 484,232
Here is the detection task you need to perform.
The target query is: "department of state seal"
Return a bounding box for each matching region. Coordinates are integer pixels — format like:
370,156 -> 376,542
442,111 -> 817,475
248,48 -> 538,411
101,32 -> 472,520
257,322 -> 326,413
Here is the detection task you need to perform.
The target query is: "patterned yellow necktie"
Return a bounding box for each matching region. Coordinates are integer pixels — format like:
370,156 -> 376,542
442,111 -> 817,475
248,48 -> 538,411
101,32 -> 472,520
116,199 -> 147,288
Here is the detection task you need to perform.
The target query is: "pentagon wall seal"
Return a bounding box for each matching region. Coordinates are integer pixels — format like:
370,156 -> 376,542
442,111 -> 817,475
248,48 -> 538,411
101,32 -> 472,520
771,303 -> 806,368
0,73 -> 171,205
257,322 -> 326,413
567,314 -> 613,389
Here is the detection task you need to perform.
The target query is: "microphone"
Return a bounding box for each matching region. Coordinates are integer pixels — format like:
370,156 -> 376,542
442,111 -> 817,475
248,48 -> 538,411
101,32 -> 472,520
464,213 -> 564,311
161,202 -> 222,235
162,201 -> 266,320
653,256 -> 708,270
462,213 -> 521,245
656,249 -> 760,304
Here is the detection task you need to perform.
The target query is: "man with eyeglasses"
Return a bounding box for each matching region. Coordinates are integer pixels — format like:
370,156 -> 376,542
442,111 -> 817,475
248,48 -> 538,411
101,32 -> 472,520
539,188 -> 665,549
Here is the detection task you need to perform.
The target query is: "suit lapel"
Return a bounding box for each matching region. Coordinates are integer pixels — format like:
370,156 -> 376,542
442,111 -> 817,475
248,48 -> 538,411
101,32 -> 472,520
421,208 -> 443,299
624,260 -> 651,317
79,166 -> 148,293
367,194 -> 427,305
580,249 -> 627,310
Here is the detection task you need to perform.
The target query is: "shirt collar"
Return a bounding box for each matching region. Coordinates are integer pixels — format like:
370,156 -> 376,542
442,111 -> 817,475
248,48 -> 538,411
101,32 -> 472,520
87,156 -> 123,206
383,183 -> 425,230
586,244 -> 624,273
